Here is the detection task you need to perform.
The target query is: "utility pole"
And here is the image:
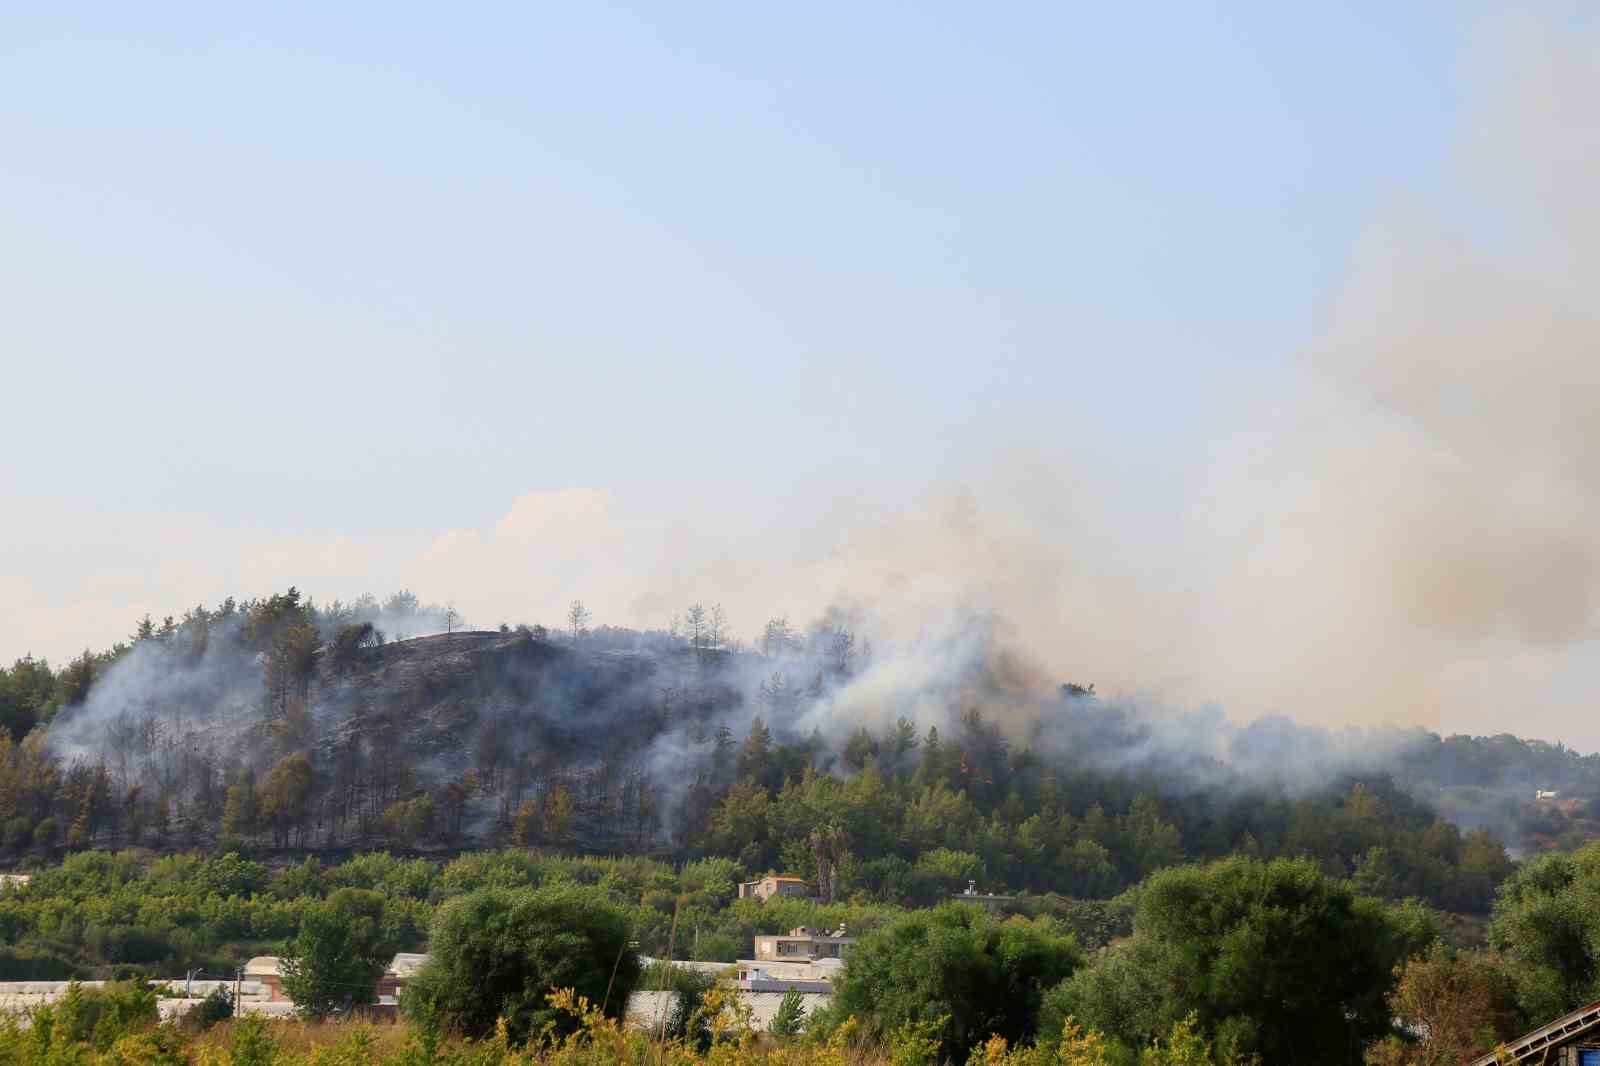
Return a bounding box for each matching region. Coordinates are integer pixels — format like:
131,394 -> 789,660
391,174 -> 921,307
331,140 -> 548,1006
602,938 -> 639,1015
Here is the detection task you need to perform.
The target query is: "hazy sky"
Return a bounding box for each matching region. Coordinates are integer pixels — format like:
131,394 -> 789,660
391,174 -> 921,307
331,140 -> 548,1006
9,3 -> 1600,748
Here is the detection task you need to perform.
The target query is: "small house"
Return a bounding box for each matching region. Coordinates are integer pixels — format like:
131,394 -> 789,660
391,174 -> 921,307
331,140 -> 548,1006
375,952 -> 429,1000
735,926 -> 853,992
736,875 -> 809,903
751,925 -> 852,963
243,957 -> 284,1002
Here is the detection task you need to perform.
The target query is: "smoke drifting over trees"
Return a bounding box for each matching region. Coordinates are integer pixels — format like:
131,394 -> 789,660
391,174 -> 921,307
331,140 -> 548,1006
18,9 -> 1584,757
3,577 -> 1596,919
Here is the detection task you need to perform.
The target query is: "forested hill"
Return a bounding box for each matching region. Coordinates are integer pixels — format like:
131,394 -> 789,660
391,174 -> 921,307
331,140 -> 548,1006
0,587 -> 1596,913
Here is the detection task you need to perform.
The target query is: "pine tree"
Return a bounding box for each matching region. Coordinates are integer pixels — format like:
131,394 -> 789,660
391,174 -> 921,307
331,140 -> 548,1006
222,773 -> 260,840
769,988 -> 807,1036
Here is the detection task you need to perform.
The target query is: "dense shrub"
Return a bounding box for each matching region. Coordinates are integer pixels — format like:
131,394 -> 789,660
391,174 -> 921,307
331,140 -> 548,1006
821,902 -> 1082,1060
402,883 -> 639,1043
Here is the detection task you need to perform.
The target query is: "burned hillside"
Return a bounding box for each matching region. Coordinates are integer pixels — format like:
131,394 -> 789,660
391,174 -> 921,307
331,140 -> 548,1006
2,585 -> 1591,913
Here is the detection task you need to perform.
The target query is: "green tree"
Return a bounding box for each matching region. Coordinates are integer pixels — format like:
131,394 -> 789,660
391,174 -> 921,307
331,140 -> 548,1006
45,980 -> 158,1050
221,773 -> 260,840
264,624 -> 320,711
513,798 -> 541,845
737,717 -> 773,785
382,796 -> 437,844
1050,856 -> 1431,1065
770,988 -> 807,1036
0,655 -> 55,740
195,985 -> 235,1029
912,848 -> 985,903
401,882 -> 638,1043
543,783 -> 575,844
1489,839 -> 1600,1021
821,902 -> 1081,1061
57,650 -> 98,708
279,888 -> 392,1020
842,728 -> 879,772
705,779 -> 771,869
258,753 -> 313,847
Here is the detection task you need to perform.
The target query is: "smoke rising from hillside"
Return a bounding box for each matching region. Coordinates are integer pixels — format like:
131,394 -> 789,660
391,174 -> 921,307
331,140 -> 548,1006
386,11 -> 1600,743
1185,10 -> 1600,731
17,11 -> 1600,759
739,10 -> 1600,738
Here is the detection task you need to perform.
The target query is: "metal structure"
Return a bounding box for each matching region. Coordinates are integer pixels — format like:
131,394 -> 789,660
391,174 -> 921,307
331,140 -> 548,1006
1467,1000 -> 1600,1066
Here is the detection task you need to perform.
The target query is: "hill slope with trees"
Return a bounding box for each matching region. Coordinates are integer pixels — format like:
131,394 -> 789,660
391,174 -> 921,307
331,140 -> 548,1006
2,587 -> 1595,917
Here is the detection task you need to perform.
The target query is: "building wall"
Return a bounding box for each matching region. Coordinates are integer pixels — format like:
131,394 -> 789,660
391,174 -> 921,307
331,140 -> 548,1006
739,877 -> 808,902
752,934 -> 852,962
627,989 -> 830,1033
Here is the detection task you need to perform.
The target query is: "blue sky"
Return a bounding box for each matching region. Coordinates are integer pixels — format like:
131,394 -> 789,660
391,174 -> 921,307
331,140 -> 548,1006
12,2 -> 1600,746
3,2 -> 1467,519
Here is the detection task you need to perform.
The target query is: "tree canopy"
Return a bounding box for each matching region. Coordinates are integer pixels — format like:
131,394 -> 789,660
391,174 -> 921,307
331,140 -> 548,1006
1047,856 -> 1434,1065
1490,838 -> 1600,1022
401,883 -> 638,1043
280,887 -> 393,1020
821,901 -> 1082,1061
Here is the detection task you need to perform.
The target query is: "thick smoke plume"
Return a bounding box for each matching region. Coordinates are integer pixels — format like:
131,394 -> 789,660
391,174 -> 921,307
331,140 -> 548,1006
767,10 -> 1600,740
26,13 -> 1600,857
1186,11 -> 1600,733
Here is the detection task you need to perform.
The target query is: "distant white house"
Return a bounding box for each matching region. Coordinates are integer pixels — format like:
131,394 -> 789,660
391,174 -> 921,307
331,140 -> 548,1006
243,956 -> 285,1000
375,952 -> 431,1012
0,977 -> 288,1023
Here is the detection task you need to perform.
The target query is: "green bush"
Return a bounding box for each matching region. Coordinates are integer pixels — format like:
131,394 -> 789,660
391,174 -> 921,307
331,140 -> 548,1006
821,903 -> 1082,1061
1048,856 -> 1433,1065
195,985 -> 234,1029
402,882 -> 639,1043
1490,839 -> 1600,1021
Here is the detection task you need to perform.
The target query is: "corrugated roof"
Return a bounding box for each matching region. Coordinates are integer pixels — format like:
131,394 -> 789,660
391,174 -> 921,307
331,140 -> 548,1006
636,958 -> 735,976
387,953 -> 430,977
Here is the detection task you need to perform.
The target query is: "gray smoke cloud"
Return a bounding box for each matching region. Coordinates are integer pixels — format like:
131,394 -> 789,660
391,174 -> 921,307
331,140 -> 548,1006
33,9 -> 1600,838
46,593 -> 457,771
1179,8 -> 1600,735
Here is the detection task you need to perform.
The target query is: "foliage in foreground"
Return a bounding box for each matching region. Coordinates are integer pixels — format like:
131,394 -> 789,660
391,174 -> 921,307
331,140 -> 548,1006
0,980 -> 1270,1066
